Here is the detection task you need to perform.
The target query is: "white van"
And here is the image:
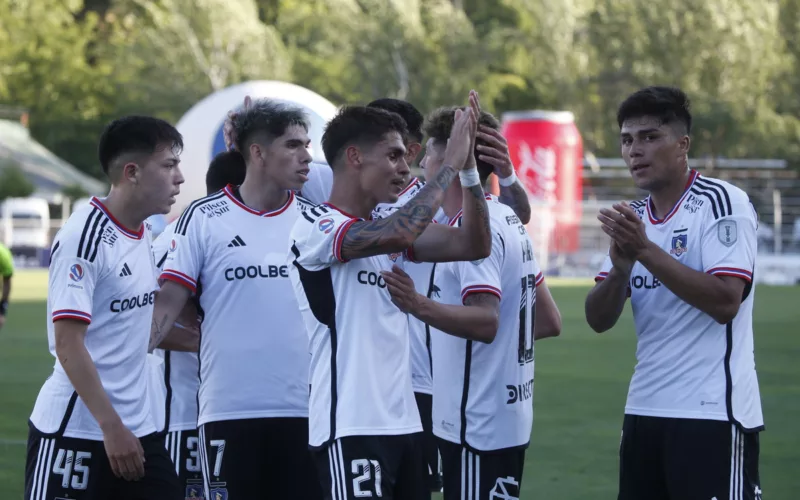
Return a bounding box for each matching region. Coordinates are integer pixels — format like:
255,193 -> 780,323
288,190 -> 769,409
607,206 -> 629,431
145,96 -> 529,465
0,197 -> 51,250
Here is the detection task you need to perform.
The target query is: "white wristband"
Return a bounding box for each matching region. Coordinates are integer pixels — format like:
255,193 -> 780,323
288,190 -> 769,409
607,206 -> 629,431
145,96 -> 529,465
498,171 -> 517,187
459,168 -> 480,187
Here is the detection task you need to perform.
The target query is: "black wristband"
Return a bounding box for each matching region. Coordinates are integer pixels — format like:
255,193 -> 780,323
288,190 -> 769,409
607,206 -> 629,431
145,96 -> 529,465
0,300 -> 7,315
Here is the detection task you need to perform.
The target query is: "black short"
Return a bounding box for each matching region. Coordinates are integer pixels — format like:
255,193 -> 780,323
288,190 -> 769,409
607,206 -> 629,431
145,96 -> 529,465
414,392 -> 442,493
24,424 -> 180,500
438,438 -> 525,500
163,429 -> 205,497
314,433 -> 426,500
199,417 -> 321,499
619,414 -> 762,500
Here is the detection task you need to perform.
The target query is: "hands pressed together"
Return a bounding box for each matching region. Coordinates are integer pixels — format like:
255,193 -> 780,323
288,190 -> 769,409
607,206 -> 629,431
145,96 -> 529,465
597,202 -> 652,274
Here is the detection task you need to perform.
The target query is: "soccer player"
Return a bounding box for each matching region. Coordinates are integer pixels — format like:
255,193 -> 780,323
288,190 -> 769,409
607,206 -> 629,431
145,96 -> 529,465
300,98 -> 533,226
25,116 -> 185,499
150,100 -> 323,499
381,106 -> 562,500
289,94 -> 491,500
0,240 -> 12,332
584,86 -> 763,500
149,149 -> 246,498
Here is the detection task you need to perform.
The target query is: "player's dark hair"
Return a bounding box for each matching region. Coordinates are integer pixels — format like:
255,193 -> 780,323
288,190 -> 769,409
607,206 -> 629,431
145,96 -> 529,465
322,106 -> 409,168
367,98 -> 424,144
206,151 -> 247,194
424,107 -> 500,184
232,99 -> 309,160
97,115 -> 183,177
617,86 -> 692,136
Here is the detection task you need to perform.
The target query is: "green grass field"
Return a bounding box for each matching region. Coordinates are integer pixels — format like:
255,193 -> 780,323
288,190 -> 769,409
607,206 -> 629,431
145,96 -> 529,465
1,270 -> 798,498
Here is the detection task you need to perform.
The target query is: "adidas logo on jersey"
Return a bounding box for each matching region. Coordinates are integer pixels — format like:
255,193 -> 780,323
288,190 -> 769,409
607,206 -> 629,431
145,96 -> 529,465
227,236 -> 246,247
119,263 -> 132,277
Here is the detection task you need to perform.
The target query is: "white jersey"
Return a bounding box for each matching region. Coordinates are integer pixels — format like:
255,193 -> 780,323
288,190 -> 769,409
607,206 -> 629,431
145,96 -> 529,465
290,203 -> 422,447
30,198 -> 157,440
152,220 -> 200,432
432,196 -> 543,452
595,171 -> 763,431
161,185 -> 314,426
371,177 -> 438,394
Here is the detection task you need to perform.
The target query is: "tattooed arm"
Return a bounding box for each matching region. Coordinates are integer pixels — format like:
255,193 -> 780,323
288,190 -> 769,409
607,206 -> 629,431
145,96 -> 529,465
409,181 -> 492,263
148,281 -> 195,352
339,164 -> 459,261
499,179 -> 531,224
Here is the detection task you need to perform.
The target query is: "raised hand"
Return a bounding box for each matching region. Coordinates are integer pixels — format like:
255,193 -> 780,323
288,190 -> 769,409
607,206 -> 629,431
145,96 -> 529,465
476,125 -> 515,178
598,202 -> 650,267
442,106 -> 476,171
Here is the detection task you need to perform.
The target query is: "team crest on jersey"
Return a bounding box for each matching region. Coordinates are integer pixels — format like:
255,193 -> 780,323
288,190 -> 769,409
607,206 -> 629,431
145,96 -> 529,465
388,252 -> 402,262
169,239 -> 177,253
670,234 -> 688,256
209,487 -> 228,500
718,220 -> 737,247
185,484 -> 205,499
318,218 -> 335,234
69,263 -> 84,282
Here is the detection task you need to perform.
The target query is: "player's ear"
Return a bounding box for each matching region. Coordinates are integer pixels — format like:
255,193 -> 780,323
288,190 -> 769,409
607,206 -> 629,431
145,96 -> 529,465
405,142 -> 422,163
345,145 -> 362,169
122,161 -> 140,185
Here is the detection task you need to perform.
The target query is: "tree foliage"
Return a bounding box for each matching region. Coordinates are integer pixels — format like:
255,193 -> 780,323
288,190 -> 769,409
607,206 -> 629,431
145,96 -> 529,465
1,0 -> 798,179
0,163 -> 36,201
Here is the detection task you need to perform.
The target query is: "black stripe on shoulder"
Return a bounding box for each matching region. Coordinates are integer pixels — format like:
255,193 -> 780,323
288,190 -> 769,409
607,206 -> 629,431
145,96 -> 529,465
694,178 -> 727,217
295,194 -> 315,208
76,208 -> 100,258
81,212 -> 106,261
87,217 -> 109,263
176,191 -> 227,236
689,187 -> 720,220
695,177 -> 732,216
304,205 -> 335,223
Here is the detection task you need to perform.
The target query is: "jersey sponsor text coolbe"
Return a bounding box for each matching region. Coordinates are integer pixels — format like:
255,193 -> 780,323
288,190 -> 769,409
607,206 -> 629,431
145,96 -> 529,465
289,203 -> 422,447
161,186 -> 314,426
595,171 -> 763,431
30,198 -> 157,440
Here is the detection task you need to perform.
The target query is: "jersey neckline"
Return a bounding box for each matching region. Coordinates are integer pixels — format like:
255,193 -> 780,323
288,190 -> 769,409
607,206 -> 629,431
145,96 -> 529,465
223,184 -> 294,217
89,197 -> 144,239
398,177 -> 420,197
447,194 -> 494,226
323,202 -> 369,221
645,169 -> 699,225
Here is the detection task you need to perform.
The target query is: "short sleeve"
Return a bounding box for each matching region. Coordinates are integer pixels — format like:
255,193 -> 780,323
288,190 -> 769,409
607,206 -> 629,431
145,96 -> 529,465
454,231 -> 504,304
702,199 -> 756,283
159,211 -> 204,293
300,162 -> 333,205
151,222 -> 177,271
49,242 -> 98,324
595,254 -> 613,282
292,209 -> 360,270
